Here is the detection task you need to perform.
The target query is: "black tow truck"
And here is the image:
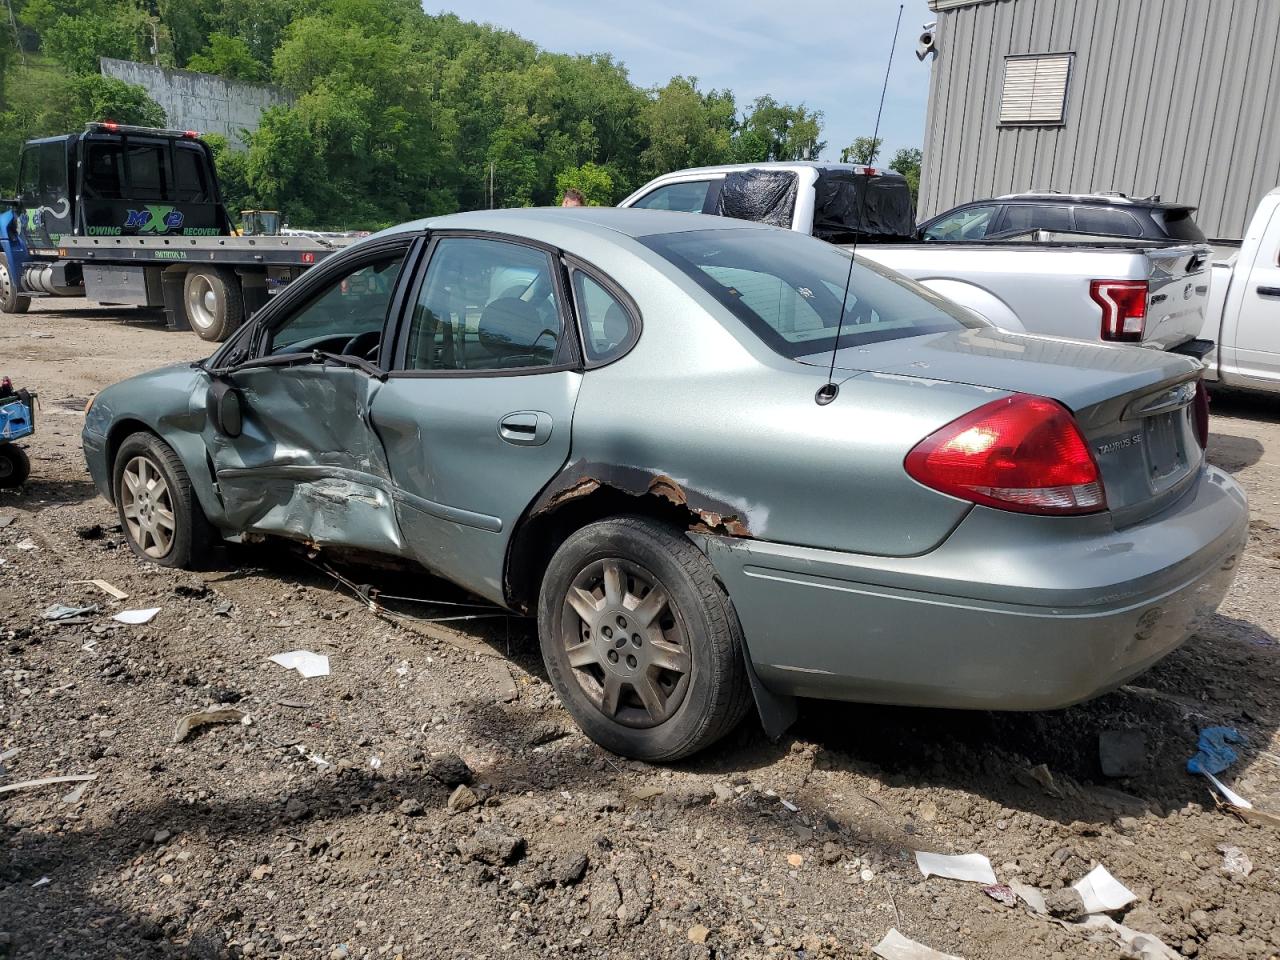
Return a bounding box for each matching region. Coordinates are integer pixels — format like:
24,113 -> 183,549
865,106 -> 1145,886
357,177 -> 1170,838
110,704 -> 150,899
0,122 -> 349,340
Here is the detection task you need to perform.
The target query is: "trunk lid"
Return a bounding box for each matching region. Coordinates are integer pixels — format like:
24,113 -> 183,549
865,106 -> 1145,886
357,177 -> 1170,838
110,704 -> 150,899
805,327 -> 1206,524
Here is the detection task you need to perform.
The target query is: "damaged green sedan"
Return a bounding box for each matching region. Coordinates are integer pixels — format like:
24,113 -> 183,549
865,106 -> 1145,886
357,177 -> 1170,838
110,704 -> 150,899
83,208 -> 1248,760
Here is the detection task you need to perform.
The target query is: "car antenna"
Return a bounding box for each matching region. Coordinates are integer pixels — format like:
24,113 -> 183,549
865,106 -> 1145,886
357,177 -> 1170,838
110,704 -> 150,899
817,2 -> 904,406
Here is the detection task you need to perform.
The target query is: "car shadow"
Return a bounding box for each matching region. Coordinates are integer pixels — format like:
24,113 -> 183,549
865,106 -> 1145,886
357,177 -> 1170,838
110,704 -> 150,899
1208,386 -> 1280,424
1207,431 -> 1265,472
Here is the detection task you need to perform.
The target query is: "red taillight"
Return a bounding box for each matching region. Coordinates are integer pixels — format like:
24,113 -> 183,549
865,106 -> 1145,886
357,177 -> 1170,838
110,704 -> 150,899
1091,279 -> 1147,342
1193,379 -> 1210,448
102,120 -> 119,131
905,394 -> 1107,516
183,130 -> 200,139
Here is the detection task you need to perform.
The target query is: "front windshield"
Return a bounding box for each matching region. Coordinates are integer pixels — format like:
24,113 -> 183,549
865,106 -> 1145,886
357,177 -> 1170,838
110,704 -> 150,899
641,228 -> 984,359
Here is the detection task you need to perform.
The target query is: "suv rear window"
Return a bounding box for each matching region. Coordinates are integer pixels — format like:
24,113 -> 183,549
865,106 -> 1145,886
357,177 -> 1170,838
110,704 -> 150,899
641,228 -> 980,358
1073,207 -> 1143,238
1155,207 -> 1206,242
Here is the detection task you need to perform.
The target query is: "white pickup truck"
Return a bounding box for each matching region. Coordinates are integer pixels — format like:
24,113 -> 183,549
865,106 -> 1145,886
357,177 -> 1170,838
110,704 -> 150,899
1201,187 -> 1280,393
620,162 -> 1212,357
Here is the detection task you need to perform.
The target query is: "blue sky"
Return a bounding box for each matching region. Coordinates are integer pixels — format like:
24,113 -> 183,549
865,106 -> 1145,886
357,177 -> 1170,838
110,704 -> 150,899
424,0 -> 936,163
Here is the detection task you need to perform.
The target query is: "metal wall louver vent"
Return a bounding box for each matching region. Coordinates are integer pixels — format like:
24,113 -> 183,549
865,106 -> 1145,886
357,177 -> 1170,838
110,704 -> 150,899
999,54 -> 1073,125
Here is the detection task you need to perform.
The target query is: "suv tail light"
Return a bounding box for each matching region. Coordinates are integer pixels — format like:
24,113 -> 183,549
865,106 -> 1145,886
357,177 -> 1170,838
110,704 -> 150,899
905,394 -> 1106,516
1193,379 -> 1210,448
1091,279 -> 1148,342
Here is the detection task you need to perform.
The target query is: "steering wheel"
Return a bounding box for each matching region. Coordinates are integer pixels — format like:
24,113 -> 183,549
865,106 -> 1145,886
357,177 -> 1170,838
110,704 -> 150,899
340,330 -> 381,359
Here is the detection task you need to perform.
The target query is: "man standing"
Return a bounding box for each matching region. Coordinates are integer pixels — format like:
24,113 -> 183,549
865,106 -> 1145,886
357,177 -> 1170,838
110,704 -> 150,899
560,188 -> 585,207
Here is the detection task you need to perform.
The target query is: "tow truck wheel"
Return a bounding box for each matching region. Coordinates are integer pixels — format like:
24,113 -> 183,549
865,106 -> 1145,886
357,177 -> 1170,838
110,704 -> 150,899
0,444 -> 31,488
183,268 -> 243,342
0,255 -> 31,315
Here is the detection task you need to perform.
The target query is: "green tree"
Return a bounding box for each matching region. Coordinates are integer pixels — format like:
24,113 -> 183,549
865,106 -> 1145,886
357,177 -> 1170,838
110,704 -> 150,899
54,73 -> 167,126
640,76 -> 735,179
841,136 -> 882,164
41,7 -> 150,74
888,146 -> 922,202
738,95 -> 825,161
186,33 -> 263,80
555,162 -> 613,206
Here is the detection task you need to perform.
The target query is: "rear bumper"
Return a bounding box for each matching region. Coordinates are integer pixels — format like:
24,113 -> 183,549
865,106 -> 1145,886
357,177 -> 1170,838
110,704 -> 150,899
701,466 -> 1247,710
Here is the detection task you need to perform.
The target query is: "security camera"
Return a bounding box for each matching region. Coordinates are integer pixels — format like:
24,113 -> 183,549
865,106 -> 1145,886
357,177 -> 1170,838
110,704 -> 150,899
916,21 -> 937,61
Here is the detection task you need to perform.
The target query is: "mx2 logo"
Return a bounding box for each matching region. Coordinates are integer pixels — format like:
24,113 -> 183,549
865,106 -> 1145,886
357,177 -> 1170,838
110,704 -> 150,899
124,206 -> 185,233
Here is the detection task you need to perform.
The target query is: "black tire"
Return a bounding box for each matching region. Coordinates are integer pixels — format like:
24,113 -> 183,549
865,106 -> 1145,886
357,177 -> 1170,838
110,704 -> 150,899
0,254 -> 31,314
538,516 -> 752,761
112,432 -> 215,568
0,444 -> 30,488
183,268 -> 243,342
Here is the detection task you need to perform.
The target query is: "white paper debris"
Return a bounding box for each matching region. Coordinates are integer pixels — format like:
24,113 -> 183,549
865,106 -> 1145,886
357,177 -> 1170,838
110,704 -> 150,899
1008,880 -> 1047,914
31,876 -> 51,888
1079,915 -> 1181,960
914,851 -> 997,885
269,650 -> 330,678
1073,865 -> 1137,914
873,928 -> 963,960
1203,770 -> 1253,809
113,607 -> 160,625
16,538 -> 37,550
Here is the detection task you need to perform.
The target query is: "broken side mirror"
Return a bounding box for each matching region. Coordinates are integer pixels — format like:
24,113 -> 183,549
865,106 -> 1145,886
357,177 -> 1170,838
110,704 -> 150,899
206,379 -> 243,438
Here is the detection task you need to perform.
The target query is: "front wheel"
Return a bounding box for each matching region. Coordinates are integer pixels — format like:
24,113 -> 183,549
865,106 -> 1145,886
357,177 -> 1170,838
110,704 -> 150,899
537,516 -> 751,761
0,444 -> 30,487
0,255 -> 31,314
113,432 -> 215,568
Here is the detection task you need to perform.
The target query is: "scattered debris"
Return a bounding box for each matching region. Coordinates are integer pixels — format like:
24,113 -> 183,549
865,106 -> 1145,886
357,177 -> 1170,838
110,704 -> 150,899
1044,887 -> 1088,922
1098,728 -> 1146,778
173,708 -> 248,743
72,578 -> 128,600
914,851 -> 997,885
427,752 -> 473,787
688,924 -> 711,945
0,512 -> 15,527
398,798 -> 424,817
74,523 -> 104,540
15,538 -> 36,550
631,785 -> 664,801
293,745 -> 332,771
276,698 -> 309,710
1025,763 -> 1062,797
872,928 -> 962,960
113,607 -> 160,625
487,659 -> 519,702
61,780 -> 92,804
1187,726 -> 1244,775
0,773 -> 97,796
786,854 -> 804,868
981,883 -> 1018,908
460,824 -> 526,865
1072,864 -> 1136,914
42,603 -> 99,621
1218,844 -> 1253,880
31,877 -> 51,888
1078,915 -> 1181,960
1204,770 -> 1252,809
448,784 -> 479,813
1008,880 -> 1047,914
269,650 -> 330,678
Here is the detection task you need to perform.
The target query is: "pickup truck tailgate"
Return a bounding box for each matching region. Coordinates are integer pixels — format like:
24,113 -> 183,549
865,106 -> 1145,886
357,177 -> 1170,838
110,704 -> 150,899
1144,244 -> 1211,350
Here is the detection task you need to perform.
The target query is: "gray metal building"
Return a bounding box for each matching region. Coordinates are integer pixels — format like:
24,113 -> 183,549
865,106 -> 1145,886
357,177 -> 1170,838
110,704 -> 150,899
918,0 -> 1280,239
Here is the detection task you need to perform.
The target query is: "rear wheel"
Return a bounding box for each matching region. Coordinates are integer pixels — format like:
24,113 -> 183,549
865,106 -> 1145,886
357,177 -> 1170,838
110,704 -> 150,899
0,255 -> 31,314
183,268 -> 243,342
113,432 -> 214,568
538,516 -> 751,761
0,445 -> 30,488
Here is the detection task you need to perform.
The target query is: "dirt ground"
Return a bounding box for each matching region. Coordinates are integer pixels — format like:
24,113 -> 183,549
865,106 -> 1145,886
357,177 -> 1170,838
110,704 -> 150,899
3,301 -> 1280,960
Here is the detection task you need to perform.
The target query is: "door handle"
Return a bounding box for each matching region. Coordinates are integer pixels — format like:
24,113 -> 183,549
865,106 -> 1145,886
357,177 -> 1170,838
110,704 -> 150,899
1258,285 -> 1280,297
498,411 -> 552,446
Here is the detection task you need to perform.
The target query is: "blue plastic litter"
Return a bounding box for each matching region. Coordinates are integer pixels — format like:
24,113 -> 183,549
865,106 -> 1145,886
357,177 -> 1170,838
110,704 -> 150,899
1186,726 -> 1245,775
0,399 -> 33,442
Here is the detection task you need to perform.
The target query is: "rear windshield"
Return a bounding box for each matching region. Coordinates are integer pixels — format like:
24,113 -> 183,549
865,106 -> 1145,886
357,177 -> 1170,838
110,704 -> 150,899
82,137 -> 215,203
1155,207 -> 1206,242
640,228 -> 982,358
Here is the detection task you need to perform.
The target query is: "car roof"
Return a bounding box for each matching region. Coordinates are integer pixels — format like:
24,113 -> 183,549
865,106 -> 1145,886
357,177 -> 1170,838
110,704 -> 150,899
640,160 -> 906,179
372,206 -> 782,244
993,191 -> 1194,210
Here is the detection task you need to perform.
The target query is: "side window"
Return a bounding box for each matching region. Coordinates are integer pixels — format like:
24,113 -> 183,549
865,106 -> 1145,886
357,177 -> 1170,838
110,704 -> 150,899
172,144 -> 212,202
922,204 -> 998,241
999,203 -> 1072,234
631,180 -> 712,213
268,251 -> 406,355
1073,207 -> 1143,238
573,271 -> 635,364
404,237 -> 563,371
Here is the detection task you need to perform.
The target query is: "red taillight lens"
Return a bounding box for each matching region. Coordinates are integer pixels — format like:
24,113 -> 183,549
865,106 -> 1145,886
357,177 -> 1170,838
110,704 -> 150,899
905,394 -> 1107,515
1091,279 -> 1147,342
1193,379 -> 1210,448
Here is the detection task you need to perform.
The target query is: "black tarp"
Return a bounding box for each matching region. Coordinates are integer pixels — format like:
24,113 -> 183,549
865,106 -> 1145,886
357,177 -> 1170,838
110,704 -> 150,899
812,168 -> 915,242
714,169 -> 798,228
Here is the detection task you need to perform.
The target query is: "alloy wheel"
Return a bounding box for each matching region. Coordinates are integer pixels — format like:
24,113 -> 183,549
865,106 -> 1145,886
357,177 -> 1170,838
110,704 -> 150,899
186,274 -> 217,331
120,455 -> 177,558
559,557 -> 692,728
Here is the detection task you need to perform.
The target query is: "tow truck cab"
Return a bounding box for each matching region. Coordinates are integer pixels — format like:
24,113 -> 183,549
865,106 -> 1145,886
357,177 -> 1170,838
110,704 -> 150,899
1,123 -> 232,296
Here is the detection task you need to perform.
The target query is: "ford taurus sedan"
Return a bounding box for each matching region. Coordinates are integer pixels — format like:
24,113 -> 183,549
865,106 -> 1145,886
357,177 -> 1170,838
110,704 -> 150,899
82,208 -> 1248,760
